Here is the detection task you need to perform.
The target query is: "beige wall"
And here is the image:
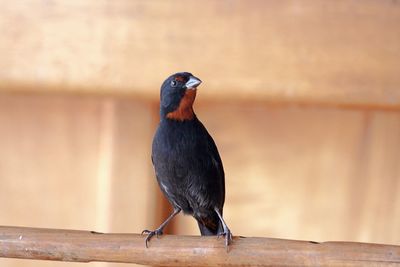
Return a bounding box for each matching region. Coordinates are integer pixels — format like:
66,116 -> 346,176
1,1 -> 400,107
1,93 -> 399,267
0,94 -> 156,267
1,1 -> 400,266
177,103 -> 400,244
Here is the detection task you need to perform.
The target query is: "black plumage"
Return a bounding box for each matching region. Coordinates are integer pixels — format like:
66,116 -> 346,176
142,72 -> 232,248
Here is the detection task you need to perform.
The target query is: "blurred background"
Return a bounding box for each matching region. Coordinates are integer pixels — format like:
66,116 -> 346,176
1,1 -> 400,266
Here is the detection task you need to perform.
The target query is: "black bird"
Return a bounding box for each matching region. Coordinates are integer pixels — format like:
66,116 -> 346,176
142,72 -> 232,248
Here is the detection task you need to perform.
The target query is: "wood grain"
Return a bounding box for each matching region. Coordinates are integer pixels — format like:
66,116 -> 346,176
1,226 -> 400,266
0,1 -> 400,107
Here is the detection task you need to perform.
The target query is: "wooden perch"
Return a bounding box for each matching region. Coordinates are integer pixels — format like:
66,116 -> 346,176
0,226 -> 399,266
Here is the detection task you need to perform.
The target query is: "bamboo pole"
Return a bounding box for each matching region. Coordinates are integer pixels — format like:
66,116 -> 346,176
0,226 -> 399,266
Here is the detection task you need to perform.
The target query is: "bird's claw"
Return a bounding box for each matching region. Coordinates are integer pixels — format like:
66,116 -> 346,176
218,229 -> 233,250
141,229 -> 151,235
141,229 -> 163,248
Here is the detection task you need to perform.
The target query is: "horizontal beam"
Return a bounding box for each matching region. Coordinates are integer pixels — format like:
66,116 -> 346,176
1,1 -> 400,108
1,226 -> 399,266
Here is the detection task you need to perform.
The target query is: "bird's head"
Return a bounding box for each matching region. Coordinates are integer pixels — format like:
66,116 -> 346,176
159,72 -> 202,121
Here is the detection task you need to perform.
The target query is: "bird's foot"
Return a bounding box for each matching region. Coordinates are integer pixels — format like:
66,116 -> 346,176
218,229 -> 233,249
141,229 -> 163,248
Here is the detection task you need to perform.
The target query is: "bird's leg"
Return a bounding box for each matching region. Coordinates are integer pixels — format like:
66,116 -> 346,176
142,208 -> 181,248
214,207 -> 233,248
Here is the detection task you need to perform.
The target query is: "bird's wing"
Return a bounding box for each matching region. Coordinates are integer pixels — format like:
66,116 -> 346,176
197,120 -> 226,210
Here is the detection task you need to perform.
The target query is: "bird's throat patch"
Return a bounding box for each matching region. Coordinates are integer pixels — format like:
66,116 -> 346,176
166,90 -> 196,121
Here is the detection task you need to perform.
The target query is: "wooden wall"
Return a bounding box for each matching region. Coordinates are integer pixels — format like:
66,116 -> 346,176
1,94 -> 400,267
0,94 -> 157,267
179,103 -> 400,244
1,0 -> 400,107
1,1 -> 400,267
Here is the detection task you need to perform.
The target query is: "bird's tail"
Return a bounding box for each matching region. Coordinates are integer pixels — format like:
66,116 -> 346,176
196,213 -> 224,236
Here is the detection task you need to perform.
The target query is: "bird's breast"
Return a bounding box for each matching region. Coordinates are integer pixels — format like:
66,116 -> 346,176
153,122 -> 196,160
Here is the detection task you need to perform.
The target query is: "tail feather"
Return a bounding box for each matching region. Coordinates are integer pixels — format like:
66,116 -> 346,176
197,214 -> 223,236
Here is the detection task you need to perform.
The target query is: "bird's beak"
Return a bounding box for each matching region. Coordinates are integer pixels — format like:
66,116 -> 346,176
185,76 -> 202,90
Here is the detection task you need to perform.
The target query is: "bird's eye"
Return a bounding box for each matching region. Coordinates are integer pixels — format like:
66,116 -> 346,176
171,80 -> 178,87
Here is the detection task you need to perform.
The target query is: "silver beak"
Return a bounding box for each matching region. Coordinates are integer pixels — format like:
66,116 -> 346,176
185,76 -> 202,89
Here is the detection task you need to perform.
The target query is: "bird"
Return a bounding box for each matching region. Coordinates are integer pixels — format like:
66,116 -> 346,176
142,72 -> 232,249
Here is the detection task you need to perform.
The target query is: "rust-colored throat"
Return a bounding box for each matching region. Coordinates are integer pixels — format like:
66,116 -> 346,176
166,90 -> 197,121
